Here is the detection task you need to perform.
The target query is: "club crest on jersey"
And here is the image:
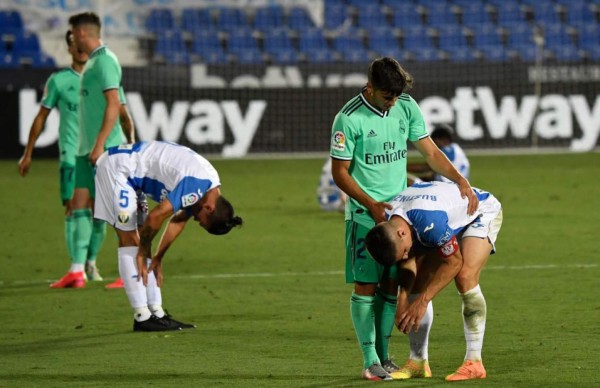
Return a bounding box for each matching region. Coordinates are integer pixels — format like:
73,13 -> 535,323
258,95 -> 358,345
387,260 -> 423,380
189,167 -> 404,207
182,193 -> 199,207
441,241 -> 456,256
332,131 -> 346,151
117,211 -> 130,224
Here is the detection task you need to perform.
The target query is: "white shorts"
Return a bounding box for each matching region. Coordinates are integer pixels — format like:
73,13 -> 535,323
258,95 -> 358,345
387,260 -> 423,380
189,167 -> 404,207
94,152 -> 143,231
461,196 -> 503,253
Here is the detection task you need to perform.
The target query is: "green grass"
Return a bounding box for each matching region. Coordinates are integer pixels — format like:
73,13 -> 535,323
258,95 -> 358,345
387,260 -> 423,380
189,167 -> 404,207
1,152 -> 599,387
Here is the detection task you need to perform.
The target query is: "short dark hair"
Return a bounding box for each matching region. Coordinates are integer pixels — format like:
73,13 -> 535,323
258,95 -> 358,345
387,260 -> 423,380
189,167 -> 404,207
430,123 -> 454,142
368,57 -> 413,96
365,224 -> 397,267
68,12 -> 101,30
65,30 -> 72,46
206,196 -> 243,235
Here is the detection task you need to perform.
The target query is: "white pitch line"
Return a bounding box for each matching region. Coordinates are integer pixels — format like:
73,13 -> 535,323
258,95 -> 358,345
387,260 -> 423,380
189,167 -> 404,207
0,263 -> 596,286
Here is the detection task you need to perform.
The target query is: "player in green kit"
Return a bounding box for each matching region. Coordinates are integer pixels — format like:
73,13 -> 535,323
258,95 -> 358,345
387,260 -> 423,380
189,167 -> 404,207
17,30 -> 113,286
330,57 -> 479,381
48,12 -> 135,289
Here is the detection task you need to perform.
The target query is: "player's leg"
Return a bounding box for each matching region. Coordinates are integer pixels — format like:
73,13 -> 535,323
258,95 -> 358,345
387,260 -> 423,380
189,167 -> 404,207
446,210 -> 502,381
346,220 -> 392,381
374,274 -> 399,373
84,159 -> 107,282
392,253 -> 437,379
50,157 -> 91,288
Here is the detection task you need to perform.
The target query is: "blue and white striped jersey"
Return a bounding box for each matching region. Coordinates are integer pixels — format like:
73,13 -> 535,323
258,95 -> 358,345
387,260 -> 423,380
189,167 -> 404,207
106,141 -> 220,212
386,181 -> 500,248
434,143 -> 470,182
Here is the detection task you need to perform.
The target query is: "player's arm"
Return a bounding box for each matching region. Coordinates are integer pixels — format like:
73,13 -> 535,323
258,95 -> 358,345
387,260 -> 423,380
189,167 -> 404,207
331,158 -> 391,223
413,137 -> 478,215
119,104 -> 135,144
18,107 -> 51,176
136,198 -> 175,285
89,88 -> 121,165
396,237 -> 463,334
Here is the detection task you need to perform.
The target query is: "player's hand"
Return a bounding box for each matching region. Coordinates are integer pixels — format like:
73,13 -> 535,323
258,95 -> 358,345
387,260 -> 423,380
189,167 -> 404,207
18,155 -> 31,177
458,180 -> 479,215
368,201 -> 393,224
395,297 -> 428,334
89,144 -> 104,166
136,253 -> 148,286
148,256 -> 163,288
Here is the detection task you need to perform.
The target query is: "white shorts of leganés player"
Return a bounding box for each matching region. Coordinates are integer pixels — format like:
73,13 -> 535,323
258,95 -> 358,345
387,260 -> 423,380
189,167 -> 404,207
94,152 -> 139,231
461,203 -> 503,254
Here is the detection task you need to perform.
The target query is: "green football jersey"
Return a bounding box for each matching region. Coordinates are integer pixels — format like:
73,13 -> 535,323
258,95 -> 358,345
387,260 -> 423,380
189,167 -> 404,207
41,68 -> 80,165
330,91 -> 429,224
78,45 -> 126,156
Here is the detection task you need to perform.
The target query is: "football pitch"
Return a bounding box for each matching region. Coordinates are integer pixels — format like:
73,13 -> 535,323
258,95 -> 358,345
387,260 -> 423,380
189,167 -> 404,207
1,152 -> 599,387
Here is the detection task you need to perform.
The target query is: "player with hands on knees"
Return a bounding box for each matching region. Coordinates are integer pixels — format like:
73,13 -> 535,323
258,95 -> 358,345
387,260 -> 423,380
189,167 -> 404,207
366,181 -> 503,381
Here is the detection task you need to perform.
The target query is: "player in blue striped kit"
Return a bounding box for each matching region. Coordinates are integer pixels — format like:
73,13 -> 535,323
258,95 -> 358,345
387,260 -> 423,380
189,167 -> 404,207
94,141 -> 243,331
366,181 -> 502,381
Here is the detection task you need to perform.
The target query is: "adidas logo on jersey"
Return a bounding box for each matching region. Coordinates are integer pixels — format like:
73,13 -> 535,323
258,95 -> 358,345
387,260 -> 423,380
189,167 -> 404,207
367,129 -> 377,137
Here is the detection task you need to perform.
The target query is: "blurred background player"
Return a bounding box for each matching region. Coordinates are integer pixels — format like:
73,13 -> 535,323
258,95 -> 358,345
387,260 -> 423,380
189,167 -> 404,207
406,124 -> 470,184
365,181 -> 502,381
94,141 -> 243,331
17,30 -> 111,287
317,157 -> 346,212
330,57 -> 478,381
48,12 -> 135,289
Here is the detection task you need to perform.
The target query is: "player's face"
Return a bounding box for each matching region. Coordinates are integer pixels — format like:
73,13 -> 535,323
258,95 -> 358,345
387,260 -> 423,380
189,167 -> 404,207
394,226 -> 413,262
370,87 -> 399,112
68,39 -> 88,64
70,26 -> 87,52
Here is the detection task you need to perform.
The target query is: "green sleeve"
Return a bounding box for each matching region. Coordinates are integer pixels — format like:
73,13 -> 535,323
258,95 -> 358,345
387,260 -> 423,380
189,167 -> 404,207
40,74 -> 58,109
97,55 -> 121,91
330,113 -> 355,160
405,95 -> 429,142
118,86 -> 126,104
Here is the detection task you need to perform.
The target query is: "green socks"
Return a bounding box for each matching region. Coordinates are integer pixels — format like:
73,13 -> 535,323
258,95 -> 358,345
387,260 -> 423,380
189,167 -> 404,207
374,290 -> 397,362
87,219 -> 107,263
72,208 -> 92,265
350,292 -> 379,369
65,215 -> 76,261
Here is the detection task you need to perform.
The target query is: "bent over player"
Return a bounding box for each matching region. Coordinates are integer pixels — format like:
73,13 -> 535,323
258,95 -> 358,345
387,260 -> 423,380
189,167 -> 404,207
366,181 -> 503,381
94,141 -> 243,331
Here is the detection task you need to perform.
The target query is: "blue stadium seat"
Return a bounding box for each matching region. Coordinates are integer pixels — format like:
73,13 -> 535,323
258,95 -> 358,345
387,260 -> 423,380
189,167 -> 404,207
332,30 -> 370,62
154,30 -> 189,64
437,25 -> 468,50
181,8 -> 215,33
584,45 -> 600,61
216,7 -> 248,31
0,10 -> 24,36
252,5 -> 284,32
323,3 -> 348,30
288,7 -> 316,31
566,2 -> 598,26
543,24 -> 574,49
402,25 -> 435,50
530,2 -> 562,25
299,28 -> 335,63
391,3 -> 424,28
495,2 -> 527,28
446,47 -> 479,63
410,47 -> 445,62
452,0 -> 484,7
235,49 -> 264,65
146,9 -> 175,34
577,24 -> 600,50
550,45 -> 582,62
356,3 -> 389,29
478,46 -> 511,62
12,32 -> 41,56
305,49 -> 336,63
506,23 -> 535,49
459,3 -> 493,27
367,26 -> 401,55
227,28 -> 259,54
471,25 -> 502,49
191,29 -> 226,62
425,3 -> 458,26
0,53 -> 19,68
263,28 -> 299,64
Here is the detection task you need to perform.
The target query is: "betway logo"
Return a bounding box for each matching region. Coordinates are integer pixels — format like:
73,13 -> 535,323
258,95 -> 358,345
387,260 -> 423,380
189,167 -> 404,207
420,86 -> 600,151
19,89 -> 266,158
126,93 -> 266,157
